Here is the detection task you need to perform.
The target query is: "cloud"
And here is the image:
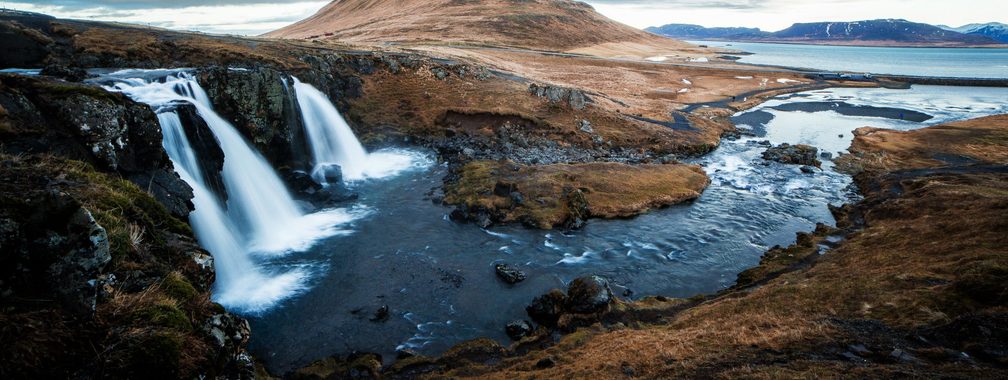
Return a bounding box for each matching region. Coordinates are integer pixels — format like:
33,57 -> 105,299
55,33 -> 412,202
7,0 -> 312,11
6,1 -> 329,35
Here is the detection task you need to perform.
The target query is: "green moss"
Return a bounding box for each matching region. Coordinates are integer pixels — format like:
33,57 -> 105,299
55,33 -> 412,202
162,272 -> 198,302
39,81 -> 121,102
126,332 -> 183,379
134,303 -> 193,332
389,355 -> 437,373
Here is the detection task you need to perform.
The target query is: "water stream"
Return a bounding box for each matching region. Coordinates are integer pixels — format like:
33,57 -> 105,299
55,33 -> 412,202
95,70 -> 1008,372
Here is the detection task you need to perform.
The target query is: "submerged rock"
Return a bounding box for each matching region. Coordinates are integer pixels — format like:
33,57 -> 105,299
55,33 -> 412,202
370,305 -> 390,322
494,263 -> 527,284
566,275 -> 614,314
762,143 -> 822,167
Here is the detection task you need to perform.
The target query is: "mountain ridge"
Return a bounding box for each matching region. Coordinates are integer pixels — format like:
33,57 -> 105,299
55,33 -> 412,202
647,19 -> 1002,46
265,0 -> 692,52
939,22 -> 1008,43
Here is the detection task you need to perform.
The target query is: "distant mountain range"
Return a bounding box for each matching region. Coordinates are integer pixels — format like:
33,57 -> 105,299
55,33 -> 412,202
647,19 -> 1006,46
939,22 -> 1008,43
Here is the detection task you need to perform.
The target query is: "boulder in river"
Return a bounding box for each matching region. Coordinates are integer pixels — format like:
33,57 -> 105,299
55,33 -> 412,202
315,163 -> 344,184
494,263 -> 527,284
762,143 -> 822,167
526,289 -> 567,327
566,275 -> 614,314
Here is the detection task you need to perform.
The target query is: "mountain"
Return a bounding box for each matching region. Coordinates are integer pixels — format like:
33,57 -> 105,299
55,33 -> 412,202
648,19 -> 1000,46
644,23 -> 769,40
940,22 -> 1008,43
266,0 -> 690,52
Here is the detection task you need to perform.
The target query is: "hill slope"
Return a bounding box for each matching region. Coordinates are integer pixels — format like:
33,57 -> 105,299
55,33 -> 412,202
265,0 -> 690,52
941,22 -> 1008,43
649,19 -> 999,46
645,24 -> 769,40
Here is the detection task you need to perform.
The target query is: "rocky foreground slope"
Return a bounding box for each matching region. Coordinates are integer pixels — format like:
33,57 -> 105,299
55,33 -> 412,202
0,74 -> 252,379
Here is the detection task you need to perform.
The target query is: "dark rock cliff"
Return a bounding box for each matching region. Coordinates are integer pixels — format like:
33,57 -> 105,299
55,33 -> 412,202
0,73 -> 253,379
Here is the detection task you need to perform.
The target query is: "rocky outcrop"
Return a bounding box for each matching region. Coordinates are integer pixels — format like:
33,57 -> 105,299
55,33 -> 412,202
0,74 -> 194,219
198,66 -> 309,170
173,103 -> 227,202
528,83 -> 591,110
762,143 -> 822,167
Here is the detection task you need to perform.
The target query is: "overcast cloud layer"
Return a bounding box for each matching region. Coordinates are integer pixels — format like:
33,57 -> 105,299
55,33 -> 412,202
3,0 -> 1005,35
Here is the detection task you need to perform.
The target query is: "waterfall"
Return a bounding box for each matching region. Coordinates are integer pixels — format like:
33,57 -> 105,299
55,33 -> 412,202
292,78 -> 420,182
104,71 -> 358,313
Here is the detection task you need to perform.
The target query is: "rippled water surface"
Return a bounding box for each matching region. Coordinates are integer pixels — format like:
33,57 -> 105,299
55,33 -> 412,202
249,85 -> 1008,372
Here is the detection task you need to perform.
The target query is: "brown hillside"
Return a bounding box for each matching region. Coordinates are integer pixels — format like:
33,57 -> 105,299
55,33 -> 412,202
264,0 -> 691,52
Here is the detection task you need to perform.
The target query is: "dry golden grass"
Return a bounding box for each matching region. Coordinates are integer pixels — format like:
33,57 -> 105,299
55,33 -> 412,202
444,160 -> 709,228
266,0 -> 694,53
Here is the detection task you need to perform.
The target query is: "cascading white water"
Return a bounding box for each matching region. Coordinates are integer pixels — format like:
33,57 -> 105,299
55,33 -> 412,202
104,71 -> 360,313
292,78 -> 420,182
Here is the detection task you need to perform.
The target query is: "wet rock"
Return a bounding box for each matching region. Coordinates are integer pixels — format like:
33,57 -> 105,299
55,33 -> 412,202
820,151 -> 834,160
175,102 -> 226,201
128,169 -> 194,220
47,207 -> 112,316
800,165 -> 816,174
505,320 -> 534,341
526,289 -> 567,327
197,66 -> 310,169
475,211 -> 493,228
578,119 -> 593,133
566,275 -> 614,314
370,305 -> 390,322
315,163 -> 344,184
396,348 -> 419,359
762,143 -> 822,167
40,64 -> 89,82
282,169 -> 323,196
203,313 -> 251,353
494,263 -> 527,284
449,209 -> 468,222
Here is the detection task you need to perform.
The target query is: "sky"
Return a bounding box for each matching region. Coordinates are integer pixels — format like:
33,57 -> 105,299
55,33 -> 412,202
3,0 -> 1005,35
